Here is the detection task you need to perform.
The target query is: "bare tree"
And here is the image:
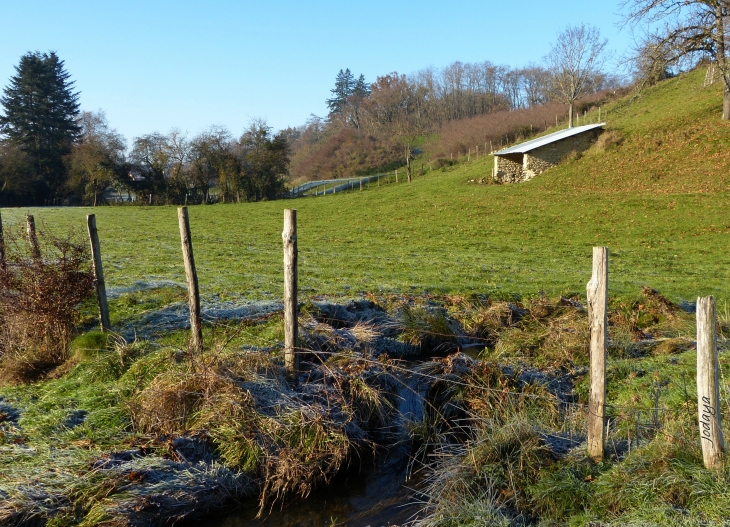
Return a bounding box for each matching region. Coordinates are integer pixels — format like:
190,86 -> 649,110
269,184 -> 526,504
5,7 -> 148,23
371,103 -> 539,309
621,0 -> 730,119
67,110 -> 126,205
545,24 -> 608,127
361,73 -> 429,183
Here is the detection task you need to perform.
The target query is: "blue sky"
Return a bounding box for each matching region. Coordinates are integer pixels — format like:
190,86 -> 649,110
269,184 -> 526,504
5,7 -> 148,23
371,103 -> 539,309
0,1 -> 634,146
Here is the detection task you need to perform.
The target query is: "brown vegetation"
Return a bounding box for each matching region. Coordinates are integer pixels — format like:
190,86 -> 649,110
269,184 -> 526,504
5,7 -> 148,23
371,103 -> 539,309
289,127 -> 398,183
0,227 -> 94,384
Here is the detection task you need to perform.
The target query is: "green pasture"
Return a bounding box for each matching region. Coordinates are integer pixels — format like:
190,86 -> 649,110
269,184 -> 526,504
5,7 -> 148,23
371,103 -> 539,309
2,68 -> 729,305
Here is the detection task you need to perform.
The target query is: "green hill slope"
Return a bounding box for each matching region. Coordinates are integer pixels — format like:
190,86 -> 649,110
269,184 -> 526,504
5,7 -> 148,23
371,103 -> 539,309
4,67 -> 729,302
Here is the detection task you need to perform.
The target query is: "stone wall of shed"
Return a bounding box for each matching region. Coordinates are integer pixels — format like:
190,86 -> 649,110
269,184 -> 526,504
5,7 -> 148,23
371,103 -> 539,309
496,128 -> 602,184
493,156 -> 524,184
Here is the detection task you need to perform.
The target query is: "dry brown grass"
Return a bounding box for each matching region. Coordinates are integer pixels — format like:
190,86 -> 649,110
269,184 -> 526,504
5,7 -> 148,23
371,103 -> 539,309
594,129 -> 624,151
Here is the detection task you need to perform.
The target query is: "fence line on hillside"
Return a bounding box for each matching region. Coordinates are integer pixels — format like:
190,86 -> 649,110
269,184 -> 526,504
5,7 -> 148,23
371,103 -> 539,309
164,211 -> 724,464
0,204 -> 719,466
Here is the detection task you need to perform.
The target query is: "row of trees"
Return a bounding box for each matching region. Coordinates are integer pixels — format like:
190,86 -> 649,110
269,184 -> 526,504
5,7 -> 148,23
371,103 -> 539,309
129,121 -> 289,205
0,52 -> 290,206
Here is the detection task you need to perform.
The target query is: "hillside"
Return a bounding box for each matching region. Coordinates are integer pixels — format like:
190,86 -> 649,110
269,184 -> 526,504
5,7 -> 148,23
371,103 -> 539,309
2,68 -> 728,304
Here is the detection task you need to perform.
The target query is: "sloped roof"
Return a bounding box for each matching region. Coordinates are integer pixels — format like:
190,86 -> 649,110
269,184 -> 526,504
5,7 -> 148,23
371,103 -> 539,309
494,123 -> 606,156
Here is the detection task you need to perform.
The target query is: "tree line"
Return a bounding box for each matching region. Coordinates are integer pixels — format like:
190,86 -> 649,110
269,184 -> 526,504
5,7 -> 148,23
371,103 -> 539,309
0,52 -> 289,207
2,5 -> 728,204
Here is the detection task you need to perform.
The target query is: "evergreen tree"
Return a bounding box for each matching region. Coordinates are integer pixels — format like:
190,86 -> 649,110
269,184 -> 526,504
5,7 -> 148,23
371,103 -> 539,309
353,74 -> 370,98
0,51 -> 81,200
326,68 -> 356,114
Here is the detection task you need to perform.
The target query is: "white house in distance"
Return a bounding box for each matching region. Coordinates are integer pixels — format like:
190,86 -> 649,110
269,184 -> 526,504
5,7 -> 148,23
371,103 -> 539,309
492,123 -> 606,183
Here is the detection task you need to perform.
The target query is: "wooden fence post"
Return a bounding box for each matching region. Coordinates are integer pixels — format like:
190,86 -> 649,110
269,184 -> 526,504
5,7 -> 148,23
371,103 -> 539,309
697,295 -> 725,469
283,209 -> 299,384
26,214 -> 41,263
178,207 -> 202,352
587,246 -> 608,462
396,169 -> 398,183
86,214 -> 111,331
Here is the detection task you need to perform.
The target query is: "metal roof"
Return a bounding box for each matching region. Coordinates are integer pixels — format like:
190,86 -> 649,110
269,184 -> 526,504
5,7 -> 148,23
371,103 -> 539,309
493,123 -> 606,156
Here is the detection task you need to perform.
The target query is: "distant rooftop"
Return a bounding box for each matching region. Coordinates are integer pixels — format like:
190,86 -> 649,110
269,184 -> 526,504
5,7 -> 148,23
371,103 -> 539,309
494,123 -> 607,156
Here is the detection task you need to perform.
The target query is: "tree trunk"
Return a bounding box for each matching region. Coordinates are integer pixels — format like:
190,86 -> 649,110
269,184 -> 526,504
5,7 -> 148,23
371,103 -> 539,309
568,103 -> 574,128
406,149 -> 412,183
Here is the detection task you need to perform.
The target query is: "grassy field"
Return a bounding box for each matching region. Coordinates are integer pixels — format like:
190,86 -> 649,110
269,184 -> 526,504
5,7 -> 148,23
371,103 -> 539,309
1,68 -> 729,305
3,68 -> 730,527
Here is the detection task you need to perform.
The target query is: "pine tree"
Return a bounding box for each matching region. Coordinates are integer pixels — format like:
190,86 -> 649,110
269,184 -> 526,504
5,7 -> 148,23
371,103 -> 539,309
353,74 -> 370,98
326,68 -> 356,114
0,51 -> 81,199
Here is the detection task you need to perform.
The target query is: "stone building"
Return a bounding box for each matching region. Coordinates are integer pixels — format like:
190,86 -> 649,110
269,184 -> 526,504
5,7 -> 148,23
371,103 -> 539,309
492,123 -> 605,183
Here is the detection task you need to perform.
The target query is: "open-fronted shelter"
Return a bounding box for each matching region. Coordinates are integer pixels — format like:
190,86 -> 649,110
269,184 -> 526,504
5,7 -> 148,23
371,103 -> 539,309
493,123 -> 606,183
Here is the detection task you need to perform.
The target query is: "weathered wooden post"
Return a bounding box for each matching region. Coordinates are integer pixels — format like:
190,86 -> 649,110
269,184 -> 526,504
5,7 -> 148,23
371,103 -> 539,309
177,207 -> 202,352
360,178 -> 363,191
697,295 -> 725,469
587,246 -> 608,461
86,214 -> 111,331
395,169 -> 398,183
282,209 -> 299,384
26,214 -> 41,263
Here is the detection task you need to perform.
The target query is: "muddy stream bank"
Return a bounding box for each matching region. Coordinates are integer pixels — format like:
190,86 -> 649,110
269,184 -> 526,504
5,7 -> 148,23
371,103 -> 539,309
209,370 -> 433,527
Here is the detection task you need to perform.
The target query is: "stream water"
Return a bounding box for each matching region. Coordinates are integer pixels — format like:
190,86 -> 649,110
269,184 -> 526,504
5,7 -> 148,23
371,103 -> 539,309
208,374 -> 430,527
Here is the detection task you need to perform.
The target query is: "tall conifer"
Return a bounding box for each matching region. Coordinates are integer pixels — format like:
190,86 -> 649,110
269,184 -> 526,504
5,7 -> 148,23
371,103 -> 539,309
0,51 -> 80,199
326,68 -> 356,115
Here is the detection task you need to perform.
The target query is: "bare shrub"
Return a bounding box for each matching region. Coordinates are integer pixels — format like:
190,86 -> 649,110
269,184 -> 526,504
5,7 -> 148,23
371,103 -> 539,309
0,226 -> 94,383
